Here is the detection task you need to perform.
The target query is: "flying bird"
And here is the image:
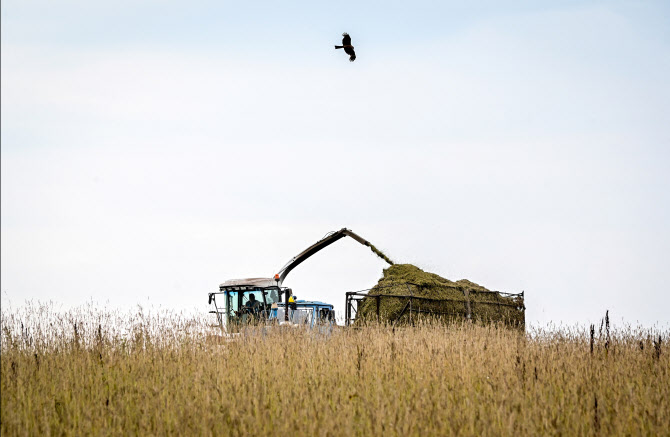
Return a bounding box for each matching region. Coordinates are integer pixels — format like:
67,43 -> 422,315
335,33 -> 356,62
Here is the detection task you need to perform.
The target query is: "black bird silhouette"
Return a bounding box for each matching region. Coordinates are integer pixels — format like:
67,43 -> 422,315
334,33 -> 356,62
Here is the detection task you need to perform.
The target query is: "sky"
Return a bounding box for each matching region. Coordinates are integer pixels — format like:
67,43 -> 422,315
2,0 -> 669,328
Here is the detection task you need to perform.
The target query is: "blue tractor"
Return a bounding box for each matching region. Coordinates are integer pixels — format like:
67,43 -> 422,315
208,228 -> 392,332
208,278 -> 335,331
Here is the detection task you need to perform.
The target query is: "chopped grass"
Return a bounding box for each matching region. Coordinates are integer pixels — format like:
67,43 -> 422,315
356,264 -> 525,326
367,243 -> 394,266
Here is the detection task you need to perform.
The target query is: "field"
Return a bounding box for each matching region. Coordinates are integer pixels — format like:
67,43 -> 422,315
1,304 -> 668,436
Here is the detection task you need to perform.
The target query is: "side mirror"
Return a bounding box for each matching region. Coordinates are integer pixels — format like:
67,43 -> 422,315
208,293 -> 214,305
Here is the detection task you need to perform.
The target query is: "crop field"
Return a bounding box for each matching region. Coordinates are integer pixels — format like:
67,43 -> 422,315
1,304 -> 668,436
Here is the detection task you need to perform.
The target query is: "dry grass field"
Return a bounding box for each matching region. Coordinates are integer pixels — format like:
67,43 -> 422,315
1,303 -> 668,436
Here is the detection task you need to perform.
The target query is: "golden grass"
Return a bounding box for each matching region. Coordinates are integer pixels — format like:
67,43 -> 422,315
1,303 -> 668,436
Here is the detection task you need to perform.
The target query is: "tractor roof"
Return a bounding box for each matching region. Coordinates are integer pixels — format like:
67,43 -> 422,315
219,277 -> 276,289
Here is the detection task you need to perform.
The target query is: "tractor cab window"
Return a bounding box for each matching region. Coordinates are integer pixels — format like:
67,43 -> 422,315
226,291 -> 240,317
226,290 -> 263,316
226,288 -> 281,323
317,308 -> 335,324
240,290 -> 264,308
263,288 -> 279,306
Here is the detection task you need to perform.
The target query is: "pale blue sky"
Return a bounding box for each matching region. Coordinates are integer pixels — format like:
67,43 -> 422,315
2,0 -> 669,327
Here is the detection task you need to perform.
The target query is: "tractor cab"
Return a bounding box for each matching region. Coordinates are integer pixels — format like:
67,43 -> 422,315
209,278 -> 285,331
209,277 -> 336,332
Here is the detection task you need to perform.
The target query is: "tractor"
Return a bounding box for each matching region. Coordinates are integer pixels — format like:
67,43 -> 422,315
208,228 -> 392,332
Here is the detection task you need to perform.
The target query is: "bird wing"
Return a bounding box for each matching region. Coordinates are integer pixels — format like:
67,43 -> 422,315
344,47 -> 356,61
342,33 -> 352,46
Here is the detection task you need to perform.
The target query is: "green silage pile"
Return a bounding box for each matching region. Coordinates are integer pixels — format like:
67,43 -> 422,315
356,264 -> 524,327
